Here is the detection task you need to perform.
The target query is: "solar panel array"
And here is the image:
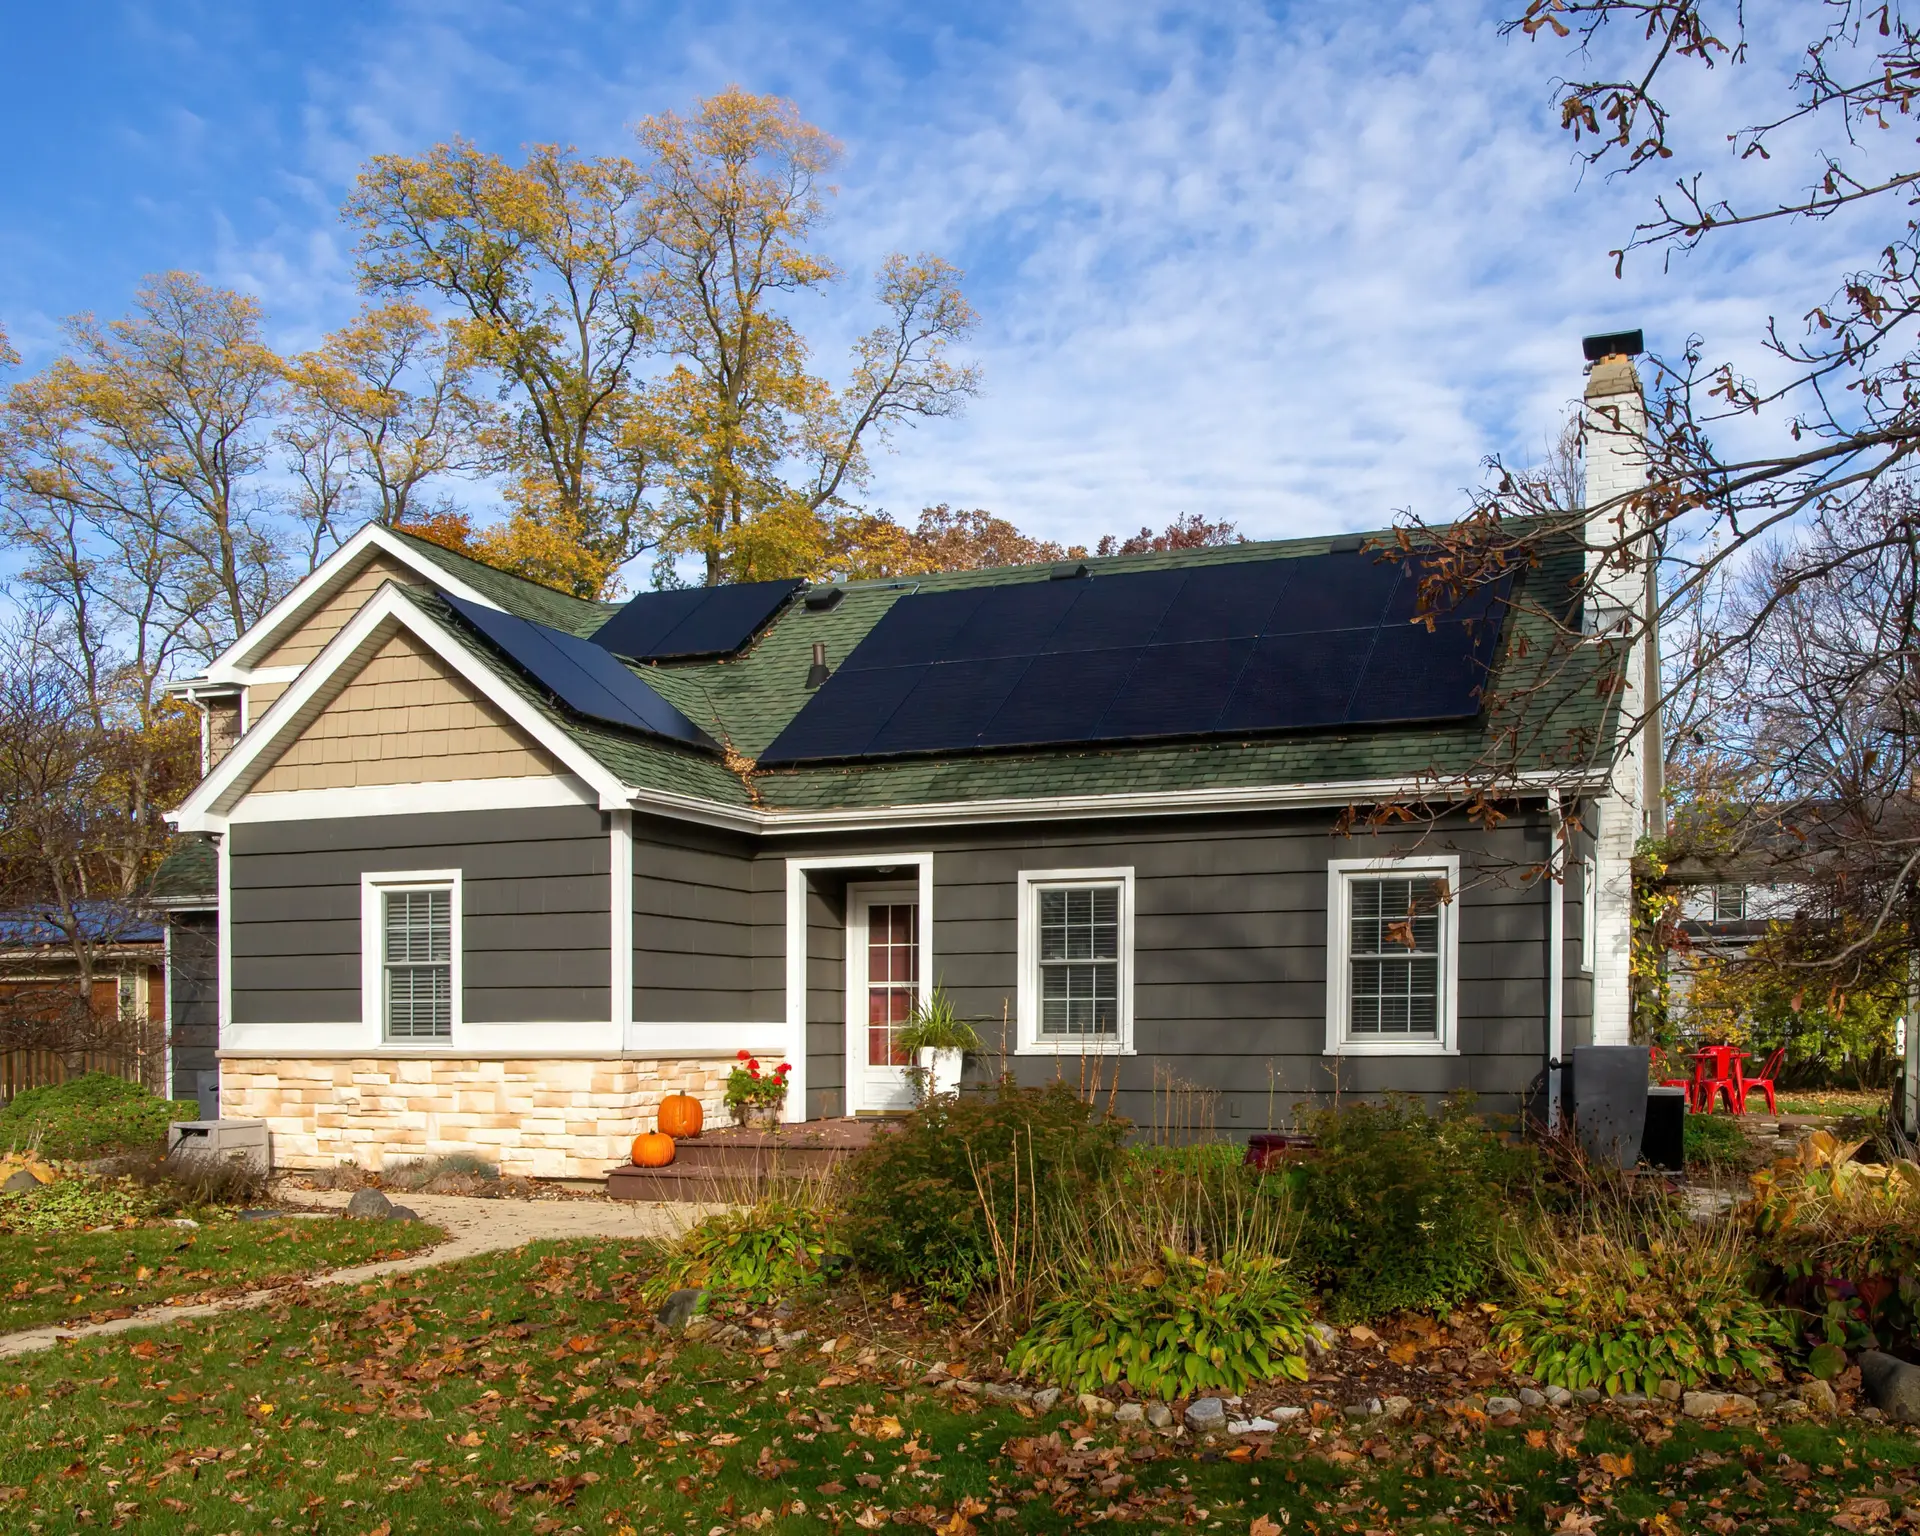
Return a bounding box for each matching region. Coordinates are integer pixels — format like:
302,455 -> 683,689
758,552 -> 1509,766
442,594 -> 716,750
591,578 -> 804,661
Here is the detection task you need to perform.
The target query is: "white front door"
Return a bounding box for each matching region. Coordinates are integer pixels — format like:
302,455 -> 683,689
847,884 -> 920,1113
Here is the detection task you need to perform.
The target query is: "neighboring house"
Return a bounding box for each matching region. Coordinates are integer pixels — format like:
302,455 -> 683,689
161,343 -> 1657,1177
149,836 -> 220,1117
0,903 -> 166,1101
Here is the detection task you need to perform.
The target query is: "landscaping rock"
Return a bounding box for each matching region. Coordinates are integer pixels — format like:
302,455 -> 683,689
1306,1322 -> 1342,1357
387,1204 -> 420,1221
1270,1405 -> 1306,1422
1862,1406 -> 1888,1422
1858,1351 -> 1920,1424
1610,1392 -> 1649,1407
1144,1402 -> 1172,1430
2,1169 -> 40,1194
1544,1386 -> 1573,1408
1344,1399 -> 1383,1420
1382,1396 -> 1414,1422
773,1329 -> 808,1348
1681,1391 -> 1758,1419
235,1209 -> 281,1221
981,1383 -> 1030,1404
1486,1396 -> 1522,1417
1658,1379 -> 1683,1403
169,1217 -> 199,1229
654,1288 -> 708,1332
1795,1379 -> 1838,1417
1031,1388 -> 1062,1414
1516,1388 -> 1546,1409
1183,1397 -> 1227,1434
1113,1403 -> 1144,1424
1574,1387 -> 1601,1405
344,1188 -> 394,1220
1228,1417 -> 1278,1434
1078,1393 -> 1116,1419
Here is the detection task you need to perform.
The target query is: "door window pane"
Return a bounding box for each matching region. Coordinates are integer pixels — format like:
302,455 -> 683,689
866,902 -> 918,1066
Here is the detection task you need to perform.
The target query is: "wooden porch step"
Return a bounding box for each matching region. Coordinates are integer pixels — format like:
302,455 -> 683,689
605,1118 -> 889,1203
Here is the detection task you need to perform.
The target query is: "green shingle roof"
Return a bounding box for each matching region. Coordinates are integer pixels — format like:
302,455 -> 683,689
149,835 -> 217,901
405,528 -> 1623,818
387,528 -> 619,639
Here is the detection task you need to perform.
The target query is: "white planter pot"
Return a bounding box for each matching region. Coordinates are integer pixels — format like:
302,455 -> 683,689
919,1046 -> 965,1098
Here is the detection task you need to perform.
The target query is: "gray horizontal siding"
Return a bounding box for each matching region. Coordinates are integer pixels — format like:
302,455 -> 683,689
770,805 -> 1579,1130
231,806 -> 610,1027
632,819 -> 781,1025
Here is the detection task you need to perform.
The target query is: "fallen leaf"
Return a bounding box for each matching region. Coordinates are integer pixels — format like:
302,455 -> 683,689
1251,1516 -> 1283,1536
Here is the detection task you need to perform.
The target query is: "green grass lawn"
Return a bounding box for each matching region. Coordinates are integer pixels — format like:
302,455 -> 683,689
1775,1090 -> 1891,1118
2,1238 -> 1917,1534
0,1217 -> 441,1332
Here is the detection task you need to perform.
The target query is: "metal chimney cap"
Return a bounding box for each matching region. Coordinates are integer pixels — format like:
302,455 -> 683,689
1582,329 -> 1644,362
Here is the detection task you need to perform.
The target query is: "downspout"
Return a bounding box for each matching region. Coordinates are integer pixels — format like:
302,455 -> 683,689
1546,789 -> 1566,1129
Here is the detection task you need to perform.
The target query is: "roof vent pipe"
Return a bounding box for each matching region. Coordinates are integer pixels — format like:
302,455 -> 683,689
806,641 -> 831,689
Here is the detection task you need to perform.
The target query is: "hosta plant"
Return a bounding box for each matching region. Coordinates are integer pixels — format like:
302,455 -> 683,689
1008,1246 -> 1312,1399
649,1199 -> 843,1305
1498,1223 -> 1789,1397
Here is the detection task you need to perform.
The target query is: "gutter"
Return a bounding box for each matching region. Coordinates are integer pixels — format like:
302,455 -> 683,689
1545,788 -> 1566,1129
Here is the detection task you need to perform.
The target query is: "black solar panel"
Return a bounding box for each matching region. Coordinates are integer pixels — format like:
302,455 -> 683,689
757,552 -> 1511,766
591,578 -> 803,661
442,594 -> 716,749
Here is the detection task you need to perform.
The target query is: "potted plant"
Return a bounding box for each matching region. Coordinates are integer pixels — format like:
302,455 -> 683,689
725,1051 -> 790,1128
897,988 -> 983,1104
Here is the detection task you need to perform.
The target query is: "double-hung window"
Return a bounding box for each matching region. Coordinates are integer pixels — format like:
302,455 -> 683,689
362,871 -> 461,1044
1017,868 -> 1134,1052
1326,858 -> 1458,1055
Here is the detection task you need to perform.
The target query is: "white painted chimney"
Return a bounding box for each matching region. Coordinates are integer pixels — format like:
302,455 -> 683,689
1578,330 -> 1662,1046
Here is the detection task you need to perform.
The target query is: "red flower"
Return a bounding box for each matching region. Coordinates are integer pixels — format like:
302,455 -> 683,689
736,1049 -> 750,1060
775,1062 -> 791,1077
747,1057 -> 760,1072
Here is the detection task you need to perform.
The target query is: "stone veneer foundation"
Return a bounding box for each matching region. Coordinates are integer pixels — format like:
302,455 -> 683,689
218,1055 -> 779,1180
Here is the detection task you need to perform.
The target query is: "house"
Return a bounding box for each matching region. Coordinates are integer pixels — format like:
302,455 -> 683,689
158,342 -> 1657,1178
0,902 -> 166,1102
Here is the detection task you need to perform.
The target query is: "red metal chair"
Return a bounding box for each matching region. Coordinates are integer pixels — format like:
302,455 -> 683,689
1655,1047 -> 1712,1113
1737,1047 -> 1786,1115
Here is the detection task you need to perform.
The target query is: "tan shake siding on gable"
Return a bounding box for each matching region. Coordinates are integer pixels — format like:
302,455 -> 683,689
256,550 -> 419,670
254,629 -> 560,792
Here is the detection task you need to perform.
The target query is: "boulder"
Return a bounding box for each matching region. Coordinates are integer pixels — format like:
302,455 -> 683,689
1,1169 -> 40,1195
1183,1396 -> 1227,1434
654,1288 -> 708,1333
1344,1399 -> 1382,1420
1486,1396 -> 1522,1417
1030,1387 -> 1062,1414
1113,1403 -> 1144,1424
1681,1391 -> 1758,1419
1544,1386 -> 1574,1408
344,1188 -> 393,1220
1305,1322 -> 1342,1357
1858,1351 -> 1920,1424
1077,1393 -> 1115,1419
1270,1404 -> 1307,1422
1144,1402 -> 1172,1429
1382,1395 -> 1415,1422
387,1204 -> 420,1221
981,1382 -> 1030,1404
1227,1417 -> 1278,1434
1794,1379 -> 1838,1417
1516,1388 -> 1546,1409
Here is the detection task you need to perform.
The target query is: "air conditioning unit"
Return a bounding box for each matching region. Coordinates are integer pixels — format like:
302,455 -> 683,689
166,1118 -> 271,1173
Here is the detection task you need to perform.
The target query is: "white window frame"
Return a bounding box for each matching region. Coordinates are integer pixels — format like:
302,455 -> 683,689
1016,867 -> 1135,1055
361,869 -> 463,1046
1324,855 -> 1460,1057
1580,855 -> 1598,974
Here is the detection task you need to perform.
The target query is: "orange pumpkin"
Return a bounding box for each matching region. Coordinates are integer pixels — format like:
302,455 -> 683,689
631,1131 -> 677,1168
658,1092 -> 703,1139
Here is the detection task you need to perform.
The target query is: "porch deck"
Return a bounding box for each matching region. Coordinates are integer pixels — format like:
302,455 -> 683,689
605,1117 -> 888,1202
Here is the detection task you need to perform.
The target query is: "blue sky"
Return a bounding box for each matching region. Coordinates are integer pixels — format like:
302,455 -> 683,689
0,1 -> 1858,551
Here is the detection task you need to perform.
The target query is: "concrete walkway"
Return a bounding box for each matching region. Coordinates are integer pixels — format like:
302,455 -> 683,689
0,1190 -> 706,1361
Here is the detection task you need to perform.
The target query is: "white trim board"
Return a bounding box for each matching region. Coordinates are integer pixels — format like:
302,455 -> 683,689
1014,866 -> 1137,1056
611,810 -> 634,1038
220,1022 -> 787,1058
229,776 -> 594,823
1323,854 -> 1462,1057
784,853 -> 934,1124
843,879 -> 923,1115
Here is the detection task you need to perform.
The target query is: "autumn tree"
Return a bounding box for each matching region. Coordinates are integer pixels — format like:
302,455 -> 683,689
283,300 -> 478,552
825,503 -> 1078,579
347,142 -> 660,598
1095,513 -> 1244,557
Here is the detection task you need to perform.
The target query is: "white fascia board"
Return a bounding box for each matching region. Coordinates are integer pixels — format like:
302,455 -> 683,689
229,776 -> 596,823
171,583 -> 629,833
664,768 -> 1610,838
205,524 -> 503,682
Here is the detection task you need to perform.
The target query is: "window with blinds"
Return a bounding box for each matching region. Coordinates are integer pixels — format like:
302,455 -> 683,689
384,887 -> 453,1040
1037,884 -> 1121,1038
1346,875 -> 1441,1040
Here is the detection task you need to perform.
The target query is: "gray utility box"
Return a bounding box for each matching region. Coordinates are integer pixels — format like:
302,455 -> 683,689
1565,1045 -> 1652,1170
166,1119 -> 271,1173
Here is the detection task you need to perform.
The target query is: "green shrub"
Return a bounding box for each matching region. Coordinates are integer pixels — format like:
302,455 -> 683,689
653,1199 -> 842,1304
1295,1096 -> 1523,1322
0,1075 -> 198,1161
839,1081 -> 1128,1302
1498,1220 -> 1789,1395
1008,1246 -> 1311,1398
1684,1113 -> 1750,1171
0,1177 -> 161,1235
